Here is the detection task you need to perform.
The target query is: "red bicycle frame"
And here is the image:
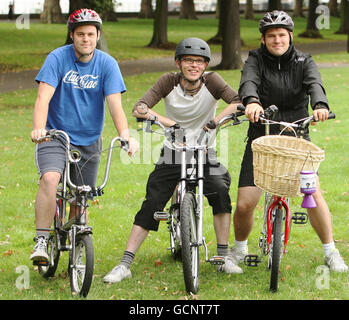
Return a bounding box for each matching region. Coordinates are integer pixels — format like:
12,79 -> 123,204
266,196 -> 292,254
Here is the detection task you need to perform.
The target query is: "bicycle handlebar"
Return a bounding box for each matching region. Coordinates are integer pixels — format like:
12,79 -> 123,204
39,129 -> 129,195
238,104 -> 336,137
136,104 -> 247,148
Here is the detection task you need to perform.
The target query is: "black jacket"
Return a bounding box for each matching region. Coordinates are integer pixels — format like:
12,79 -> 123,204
238,44 -> 329,139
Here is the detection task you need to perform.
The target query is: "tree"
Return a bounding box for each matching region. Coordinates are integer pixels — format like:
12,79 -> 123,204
293,0 -> 304,18
148,0 -> 175,48
41,0 -> 64,23
207,0 -> 224,44
336,0 -> 349,34
180,0 -> 198,20
213,0 -> 242,70
328,0 -> 339,17
299,0 -> 322,38
139,0 -> 153,18
268,0 -> 281,11
245,0 -> 254,20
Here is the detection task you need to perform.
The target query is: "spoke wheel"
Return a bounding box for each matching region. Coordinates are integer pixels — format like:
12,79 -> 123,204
180,192 -> 199,294
69,234 -> 94,297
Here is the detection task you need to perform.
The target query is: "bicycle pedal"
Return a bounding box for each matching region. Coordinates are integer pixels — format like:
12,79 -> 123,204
208,255 -> 225,265
153,211 -> 170,221
244,255 -> 261,267
33,260 -> 49,267
292,212 -> 308,224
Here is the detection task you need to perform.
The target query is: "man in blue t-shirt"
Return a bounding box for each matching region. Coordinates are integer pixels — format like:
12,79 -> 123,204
30,9 -> 138,263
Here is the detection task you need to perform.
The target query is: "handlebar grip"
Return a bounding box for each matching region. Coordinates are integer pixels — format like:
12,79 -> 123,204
237,104 -> 245,112
328,112 -> 335,120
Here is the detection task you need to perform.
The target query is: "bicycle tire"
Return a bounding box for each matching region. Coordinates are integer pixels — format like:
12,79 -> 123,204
38,231 -> 60,278
180,192 -> 199,294
269,208 -> 283,292
38,199 -> 62,278
69,234 -> 94,297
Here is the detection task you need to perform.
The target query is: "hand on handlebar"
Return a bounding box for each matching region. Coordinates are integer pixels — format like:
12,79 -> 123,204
126,137 -> 139,157
245,103 -> 264,123
312,108 -> 329,123
203,119 -> 216,132
31,128 -> 49,144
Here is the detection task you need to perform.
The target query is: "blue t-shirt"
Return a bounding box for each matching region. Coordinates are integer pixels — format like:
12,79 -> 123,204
35,44 -> 126,146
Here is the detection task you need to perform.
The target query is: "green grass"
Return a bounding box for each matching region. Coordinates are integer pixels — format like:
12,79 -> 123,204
1,65 -> 349,300
0,15 -> 347,72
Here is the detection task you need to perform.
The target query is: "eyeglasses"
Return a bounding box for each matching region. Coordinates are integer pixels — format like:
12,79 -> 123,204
181,57 -> 206,66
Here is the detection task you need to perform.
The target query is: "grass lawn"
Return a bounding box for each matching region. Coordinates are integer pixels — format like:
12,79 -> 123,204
0,15 -> 348,72
1,62 -> 349,300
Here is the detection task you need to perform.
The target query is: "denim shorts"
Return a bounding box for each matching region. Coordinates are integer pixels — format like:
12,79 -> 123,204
35,136 -> 102,188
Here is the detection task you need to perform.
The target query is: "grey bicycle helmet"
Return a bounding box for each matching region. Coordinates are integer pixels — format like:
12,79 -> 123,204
259,10 -> 294,34
67,8 -> 102,32
175,38 -> 211,62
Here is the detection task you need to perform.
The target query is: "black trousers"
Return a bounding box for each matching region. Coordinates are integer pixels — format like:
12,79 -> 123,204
134,148 -> 232,231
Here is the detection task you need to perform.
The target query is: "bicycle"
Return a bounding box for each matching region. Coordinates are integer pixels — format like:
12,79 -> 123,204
137,109 -> 247,293
34,129 -> 128,297
241,105 -> 335,292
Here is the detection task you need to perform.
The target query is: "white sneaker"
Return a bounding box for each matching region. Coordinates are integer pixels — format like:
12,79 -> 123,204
217,256 -> 243,274
324,249 -> 348,272
30,236 -> 49,262
218,246 -> 248,274
103,264 -> 132,283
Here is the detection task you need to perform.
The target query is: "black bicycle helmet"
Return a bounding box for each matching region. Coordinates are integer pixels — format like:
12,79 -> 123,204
67,8 -> 102,32
259,10 -> 294,34
175,38 -> 211,62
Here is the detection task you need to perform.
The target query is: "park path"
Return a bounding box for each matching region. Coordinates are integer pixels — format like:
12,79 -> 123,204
0,40 -> 347,94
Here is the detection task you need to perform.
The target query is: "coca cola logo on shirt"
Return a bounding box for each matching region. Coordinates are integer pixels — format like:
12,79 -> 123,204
63,70 -> 99,89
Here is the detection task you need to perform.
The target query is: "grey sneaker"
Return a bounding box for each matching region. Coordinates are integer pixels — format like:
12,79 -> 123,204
217,255 -> 243,274
103,264 -> 132,283
324,249 -> 348,272
30,236 -> 49,262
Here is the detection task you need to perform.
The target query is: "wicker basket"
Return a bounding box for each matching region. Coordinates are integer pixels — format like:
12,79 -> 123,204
251,135 -> 325,197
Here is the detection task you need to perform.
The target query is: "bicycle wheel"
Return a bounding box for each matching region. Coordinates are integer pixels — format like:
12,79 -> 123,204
180,192 -> 199,294
38,199 -> 62,277
69,234 -> 94,297
269,208 -> 283,292
38,231 -> 60,278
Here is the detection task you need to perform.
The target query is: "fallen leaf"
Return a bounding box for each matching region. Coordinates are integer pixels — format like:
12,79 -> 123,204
3,250 -> 13,256
154,258 -> 162,267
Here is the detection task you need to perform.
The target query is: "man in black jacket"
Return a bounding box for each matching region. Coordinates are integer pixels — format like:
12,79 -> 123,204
228,11 -> 347,273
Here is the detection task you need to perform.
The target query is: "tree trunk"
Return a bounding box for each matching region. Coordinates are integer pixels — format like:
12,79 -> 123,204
329,0 -> 339,17
336,0 -> 349,34
245,0 -> 254,20
268,0 -> 281,11
207,0 -> 224,44
180,0 -> 198,20
139,0 -> 153,19
299,0 -> 322,38
213,0 -> 242,70
40,0 -> 63,23
293,0 -> 304,18
148,0 -> 173,48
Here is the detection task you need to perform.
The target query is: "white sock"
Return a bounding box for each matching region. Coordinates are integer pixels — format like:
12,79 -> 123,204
235,239 -> 248,252
322,242 -> 336,257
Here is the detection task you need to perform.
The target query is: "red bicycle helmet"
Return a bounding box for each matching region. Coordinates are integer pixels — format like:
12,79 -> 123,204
67,8 -> 102,32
